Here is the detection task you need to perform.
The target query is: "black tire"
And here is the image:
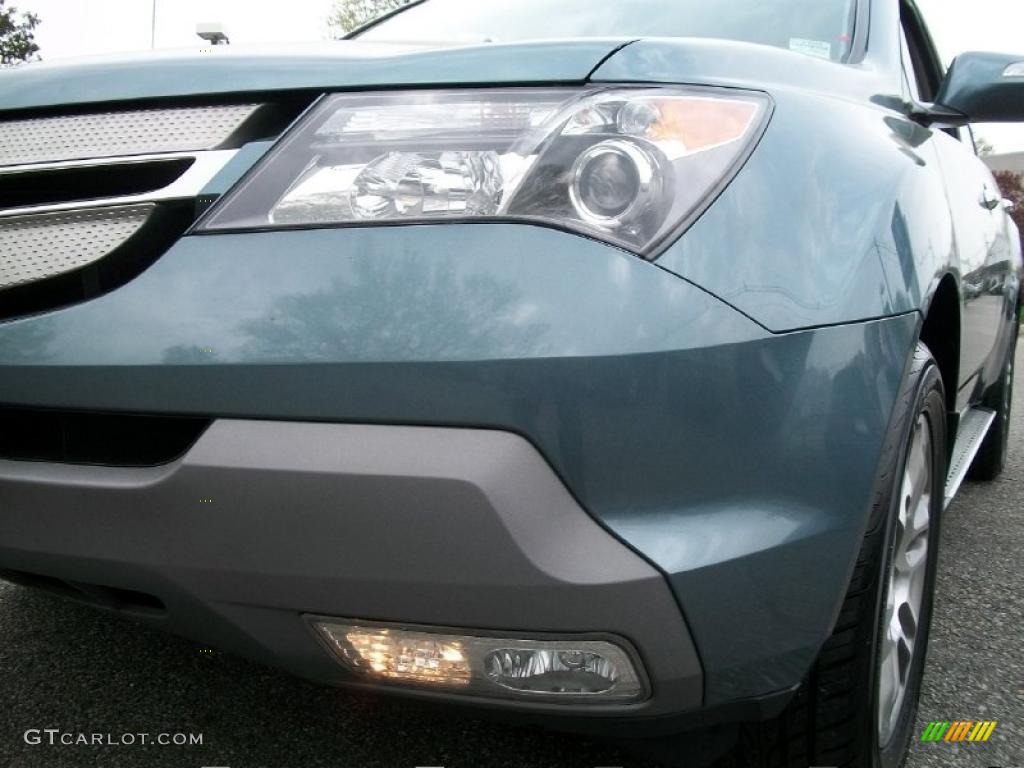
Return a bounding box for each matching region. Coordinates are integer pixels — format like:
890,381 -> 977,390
968,330 -> 1017,481
718,343 -> 946,768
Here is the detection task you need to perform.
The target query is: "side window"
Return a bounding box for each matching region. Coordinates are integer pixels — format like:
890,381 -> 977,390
899,1 -> 965,140
966,126 -> 989,158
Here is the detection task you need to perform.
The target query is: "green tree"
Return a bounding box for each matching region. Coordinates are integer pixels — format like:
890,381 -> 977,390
0,0 -> 40,65
994,171 -> 1024,235
329,0 -> 408,36
993,170 -> 1024,322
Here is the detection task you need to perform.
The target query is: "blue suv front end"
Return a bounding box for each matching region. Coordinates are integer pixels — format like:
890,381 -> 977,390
0,41 -> 918,729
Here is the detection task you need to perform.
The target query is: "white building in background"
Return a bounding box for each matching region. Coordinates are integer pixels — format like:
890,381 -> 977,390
984,152 -> 1024,174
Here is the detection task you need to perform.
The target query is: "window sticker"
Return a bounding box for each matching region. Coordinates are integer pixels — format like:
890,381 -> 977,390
789,38 -> 833,60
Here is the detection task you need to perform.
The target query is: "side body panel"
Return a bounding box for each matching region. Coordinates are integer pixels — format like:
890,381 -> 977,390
594,33 -> 1020,407
931,130 -> 1018,408
593,42 -> 955,333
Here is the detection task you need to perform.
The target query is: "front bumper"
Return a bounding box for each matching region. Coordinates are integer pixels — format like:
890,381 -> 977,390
0,222 -> 919,712
0,420 -> 700,716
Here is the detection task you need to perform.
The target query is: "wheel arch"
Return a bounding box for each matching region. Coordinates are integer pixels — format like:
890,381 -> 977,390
919,273 -> 961,462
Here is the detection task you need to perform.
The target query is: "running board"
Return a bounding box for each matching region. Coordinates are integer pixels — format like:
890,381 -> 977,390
944,407 -> 996,508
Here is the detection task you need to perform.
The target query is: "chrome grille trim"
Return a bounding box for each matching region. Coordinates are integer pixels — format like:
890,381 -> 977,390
0,149 -> 238,219
0,104 -> 259,167
0,149 -> 210,176
0,204 -> 154,290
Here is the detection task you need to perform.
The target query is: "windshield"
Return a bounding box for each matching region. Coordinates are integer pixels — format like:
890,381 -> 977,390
356,0 -> 858,63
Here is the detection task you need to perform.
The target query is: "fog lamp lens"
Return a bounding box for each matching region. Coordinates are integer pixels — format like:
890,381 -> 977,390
341,628 -> 471,685
484,648 -> 621,694
311,619 -> 646,703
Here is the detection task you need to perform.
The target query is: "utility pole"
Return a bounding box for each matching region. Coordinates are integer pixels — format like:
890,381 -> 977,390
151,0 -> 157,49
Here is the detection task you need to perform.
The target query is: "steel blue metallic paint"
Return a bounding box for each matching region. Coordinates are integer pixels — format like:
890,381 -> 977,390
592,29 -> 1020,407
0,40 -> 631,112
658,89 -> 952,331
0,226 -> 764,365
0,225 -> 918,702
0,0 -> 1022,720
591,37 -> 896,104
592,43 -> 953,332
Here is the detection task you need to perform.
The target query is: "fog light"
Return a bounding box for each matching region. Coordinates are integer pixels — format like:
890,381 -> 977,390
310,619 -> 646,703
341,627 -> 471,686
485,648 -> 619,694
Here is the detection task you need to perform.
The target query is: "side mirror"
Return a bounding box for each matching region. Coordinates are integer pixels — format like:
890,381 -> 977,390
933,52 -> 1024,123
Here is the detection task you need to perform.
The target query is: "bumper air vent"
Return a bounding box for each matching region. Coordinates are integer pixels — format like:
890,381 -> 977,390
0,407 -> 211,467
0,569 -> 166,615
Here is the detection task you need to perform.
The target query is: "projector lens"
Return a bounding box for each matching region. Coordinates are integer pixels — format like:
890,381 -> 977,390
570,140 -> 657,226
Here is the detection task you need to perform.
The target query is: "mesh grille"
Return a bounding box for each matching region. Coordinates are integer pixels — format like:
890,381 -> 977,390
0,205 -> 153,290
0,104 -> 258,167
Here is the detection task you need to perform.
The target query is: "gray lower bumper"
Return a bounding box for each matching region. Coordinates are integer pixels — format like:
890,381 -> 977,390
0,420 -> 702,716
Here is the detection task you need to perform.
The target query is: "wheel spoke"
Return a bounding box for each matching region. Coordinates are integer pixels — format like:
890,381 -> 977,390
878,635 -> 900,726
878,413 -> 933,746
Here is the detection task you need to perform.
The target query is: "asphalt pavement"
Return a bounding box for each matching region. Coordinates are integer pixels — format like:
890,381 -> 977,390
1,346 -> 1021,768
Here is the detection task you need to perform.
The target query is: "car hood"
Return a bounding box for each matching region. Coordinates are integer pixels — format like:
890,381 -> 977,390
0,39 -> 633,112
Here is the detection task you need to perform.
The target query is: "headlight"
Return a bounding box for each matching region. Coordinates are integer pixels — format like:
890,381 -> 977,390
199,87 -> 770,256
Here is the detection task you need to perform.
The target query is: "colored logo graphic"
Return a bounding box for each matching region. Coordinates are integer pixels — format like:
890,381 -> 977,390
920,720 -> 998,742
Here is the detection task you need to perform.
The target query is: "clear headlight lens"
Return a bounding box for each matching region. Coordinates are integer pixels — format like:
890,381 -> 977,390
311,619 -> 646,703
201,87 -> 769,256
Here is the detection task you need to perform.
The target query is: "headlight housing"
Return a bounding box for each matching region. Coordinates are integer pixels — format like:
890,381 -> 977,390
200,87 -> 770,257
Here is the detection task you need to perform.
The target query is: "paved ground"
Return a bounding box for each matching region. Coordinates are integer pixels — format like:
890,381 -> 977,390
906,342 -> 1024,768
0,347 -> 1021,768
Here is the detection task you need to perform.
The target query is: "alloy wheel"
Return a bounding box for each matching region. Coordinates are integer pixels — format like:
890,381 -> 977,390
877,413 -> 933,746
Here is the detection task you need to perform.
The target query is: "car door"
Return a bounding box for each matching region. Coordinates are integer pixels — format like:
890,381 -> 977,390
902,2 -> 1011,408
936,129 -> 1009,402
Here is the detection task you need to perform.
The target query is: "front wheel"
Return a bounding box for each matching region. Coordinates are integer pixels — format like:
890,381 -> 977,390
722,342 -> 946,768
874,403 -> 940,761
